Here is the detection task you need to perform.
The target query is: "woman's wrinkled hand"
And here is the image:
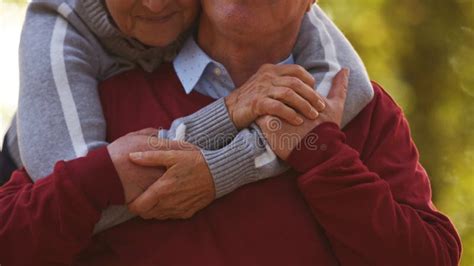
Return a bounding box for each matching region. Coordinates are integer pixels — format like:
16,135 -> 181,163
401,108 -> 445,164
257,68 -> 350,161
127,148 -> 215,220
225,64 -> 327,129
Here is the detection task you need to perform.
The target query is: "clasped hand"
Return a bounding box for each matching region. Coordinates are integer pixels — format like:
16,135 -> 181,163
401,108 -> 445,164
107,65 -> 350,221
107,129 -> 215,220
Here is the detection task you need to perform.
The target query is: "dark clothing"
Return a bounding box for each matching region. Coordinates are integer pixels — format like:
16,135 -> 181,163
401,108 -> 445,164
0,135 -> 16,186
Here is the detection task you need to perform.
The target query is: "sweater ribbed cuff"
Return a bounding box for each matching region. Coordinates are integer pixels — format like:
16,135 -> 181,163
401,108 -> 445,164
202,135 -> 258,198
185,98 -> 238,150
287,122 -> 346,173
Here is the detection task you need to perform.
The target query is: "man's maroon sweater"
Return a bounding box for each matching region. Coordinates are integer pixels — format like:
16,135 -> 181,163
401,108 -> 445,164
0,64 -> 461,265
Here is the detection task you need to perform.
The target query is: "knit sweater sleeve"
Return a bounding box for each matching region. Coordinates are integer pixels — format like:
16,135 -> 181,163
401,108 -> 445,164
0,147 -> 124,265
17,3 -> 108,181
294,4 -> 374,127
286,86 -> 461,265
158,98 -> 238,150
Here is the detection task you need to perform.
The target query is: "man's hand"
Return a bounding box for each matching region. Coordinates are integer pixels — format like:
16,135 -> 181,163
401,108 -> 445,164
225,64 -> 327,129
257,68 -> 350,160
107,128 -> 193,203
127,149 -> 215,220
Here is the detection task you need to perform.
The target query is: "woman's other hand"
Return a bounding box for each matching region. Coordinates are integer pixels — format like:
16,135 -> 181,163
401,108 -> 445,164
257,68 -> 350,160
127,148 -> 215,220
225,64 -> 326,129
107,128 -> 196,204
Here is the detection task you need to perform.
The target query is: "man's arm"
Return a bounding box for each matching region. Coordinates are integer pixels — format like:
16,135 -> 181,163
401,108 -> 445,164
285,88 -> 461,265
0,147 -> 123,265
0,131 -> 165,265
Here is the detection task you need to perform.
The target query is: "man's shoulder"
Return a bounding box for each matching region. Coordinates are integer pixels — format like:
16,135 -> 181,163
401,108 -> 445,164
356,81 -> 404,117
369,81 -> 405,120
345,81 -> 407,137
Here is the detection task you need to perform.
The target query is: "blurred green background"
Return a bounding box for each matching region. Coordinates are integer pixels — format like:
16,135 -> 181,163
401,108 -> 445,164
1,0 -> 473,264
319,1 -> 474,265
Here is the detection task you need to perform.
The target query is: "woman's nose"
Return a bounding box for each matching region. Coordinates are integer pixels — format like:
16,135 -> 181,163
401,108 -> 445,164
141,0 -> 169,13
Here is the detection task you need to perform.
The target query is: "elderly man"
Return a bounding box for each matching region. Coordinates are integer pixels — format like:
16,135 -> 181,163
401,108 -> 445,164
0,0 -> 461,265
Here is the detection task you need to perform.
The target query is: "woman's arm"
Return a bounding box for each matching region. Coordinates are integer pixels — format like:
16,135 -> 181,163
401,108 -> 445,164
286,87 -> 461,265
17,3 -> 107,181
13,4 -> 141,235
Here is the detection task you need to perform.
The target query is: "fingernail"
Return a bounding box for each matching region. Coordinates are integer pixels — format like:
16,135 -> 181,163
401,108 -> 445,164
310,108 -> 319,119
130,152 -> 143,160
295,116 -> 304,124
317,99 -> 326,110
344,68 -> 351,79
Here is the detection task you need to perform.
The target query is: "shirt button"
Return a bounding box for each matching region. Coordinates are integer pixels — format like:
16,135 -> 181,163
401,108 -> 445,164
213,67 -> 222,76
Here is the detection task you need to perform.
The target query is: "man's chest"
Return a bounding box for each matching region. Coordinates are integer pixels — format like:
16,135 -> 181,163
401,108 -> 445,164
99,66 -> 215,142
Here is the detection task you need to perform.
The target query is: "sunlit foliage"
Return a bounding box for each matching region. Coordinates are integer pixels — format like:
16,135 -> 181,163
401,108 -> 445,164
321,1 -> 474,264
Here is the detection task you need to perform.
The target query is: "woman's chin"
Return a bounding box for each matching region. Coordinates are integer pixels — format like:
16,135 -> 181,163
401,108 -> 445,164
133,31 -> 180,48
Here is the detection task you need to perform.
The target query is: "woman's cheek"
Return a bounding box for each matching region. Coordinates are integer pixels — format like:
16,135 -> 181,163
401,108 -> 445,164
125,14 -> 136,36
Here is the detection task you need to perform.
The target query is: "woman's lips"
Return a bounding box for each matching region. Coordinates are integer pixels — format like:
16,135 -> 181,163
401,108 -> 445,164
136,12 -> 177,24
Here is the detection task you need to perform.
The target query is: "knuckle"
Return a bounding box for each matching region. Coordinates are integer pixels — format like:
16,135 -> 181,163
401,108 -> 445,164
259,72 -> 273,82
288,77 -> 302,89
255,83 -> 267,92
268,101 -> 282,113
282,88 -> 294,98
262,99 -> 276,113
251,98 -> 261,114
294,64 -> 306,72
292,65 -> 306,75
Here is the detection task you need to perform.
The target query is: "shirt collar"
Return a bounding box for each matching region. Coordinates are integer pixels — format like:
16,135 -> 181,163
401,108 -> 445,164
279,53 -> 295,65
173,37 -> 213,94
173,37 -> 295,95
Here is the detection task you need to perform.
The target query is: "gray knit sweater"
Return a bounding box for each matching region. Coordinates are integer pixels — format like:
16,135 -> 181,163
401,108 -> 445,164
6,0 -> 374,232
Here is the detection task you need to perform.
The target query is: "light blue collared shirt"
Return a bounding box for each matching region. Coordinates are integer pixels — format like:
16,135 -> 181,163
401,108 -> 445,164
173,37 -> 294,99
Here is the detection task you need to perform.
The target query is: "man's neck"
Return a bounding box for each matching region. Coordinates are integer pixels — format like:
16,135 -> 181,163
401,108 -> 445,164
197,17 -> 301,87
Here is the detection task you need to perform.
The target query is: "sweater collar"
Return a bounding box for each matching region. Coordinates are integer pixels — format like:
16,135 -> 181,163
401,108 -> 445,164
75,0 -> 187,72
